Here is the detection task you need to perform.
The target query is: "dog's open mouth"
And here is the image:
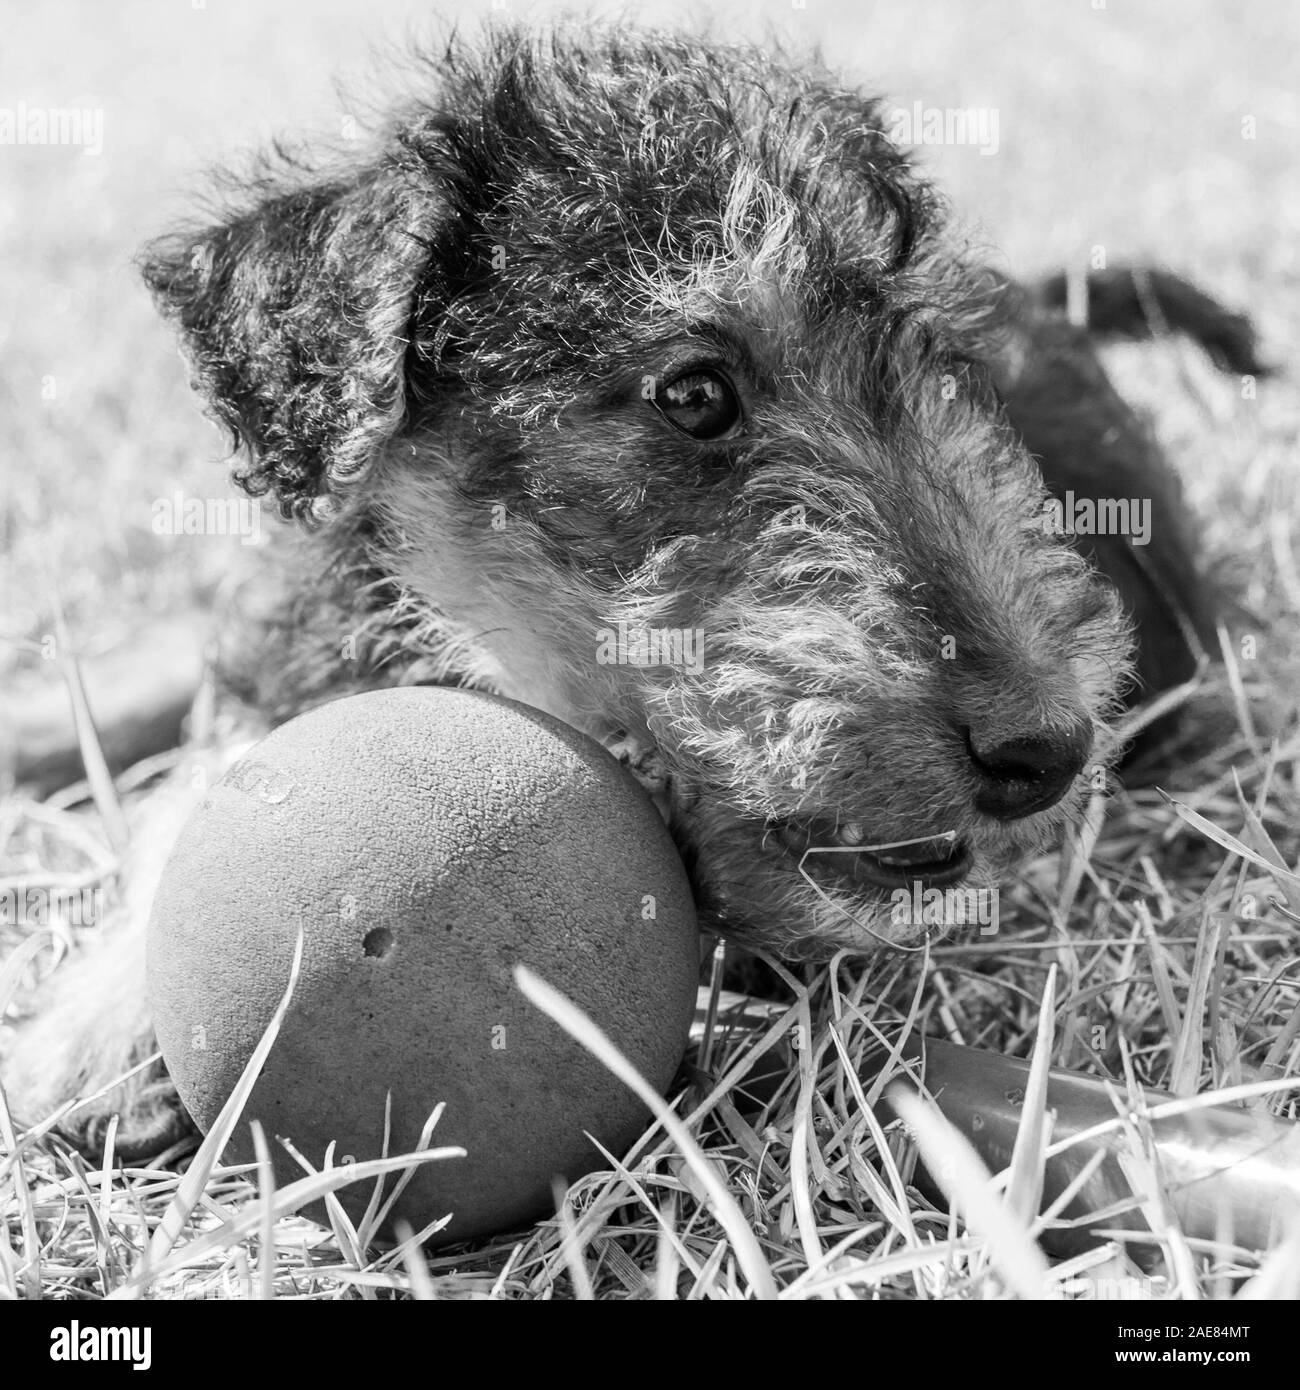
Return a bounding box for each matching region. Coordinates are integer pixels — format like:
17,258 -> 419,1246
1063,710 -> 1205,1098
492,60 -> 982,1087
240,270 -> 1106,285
772,820 -> 973,890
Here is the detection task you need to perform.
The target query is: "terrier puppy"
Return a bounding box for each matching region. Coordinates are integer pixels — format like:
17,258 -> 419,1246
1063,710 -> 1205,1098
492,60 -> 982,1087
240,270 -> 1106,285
5,27 -> 1257,1155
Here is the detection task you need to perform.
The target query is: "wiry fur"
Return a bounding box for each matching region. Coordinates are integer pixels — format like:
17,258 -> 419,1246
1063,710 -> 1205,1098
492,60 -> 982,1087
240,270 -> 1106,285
5,25 -> 1252,1155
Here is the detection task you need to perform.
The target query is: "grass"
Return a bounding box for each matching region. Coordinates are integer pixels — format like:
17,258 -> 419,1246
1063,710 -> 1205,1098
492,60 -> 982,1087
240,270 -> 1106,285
2,0 -> 1298,1301
2,619 -> 1299,1299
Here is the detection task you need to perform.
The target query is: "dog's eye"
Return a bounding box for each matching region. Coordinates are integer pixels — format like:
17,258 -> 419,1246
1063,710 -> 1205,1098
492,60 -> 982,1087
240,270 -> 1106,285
654,369 -> 741,440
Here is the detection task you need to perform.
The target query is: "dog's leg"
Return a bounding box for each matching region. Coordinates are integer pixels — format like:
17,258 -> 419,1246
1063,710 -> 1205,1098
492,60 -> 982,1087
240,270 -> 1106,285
1,767 -> 221,1159
1032,267 -> 1268,377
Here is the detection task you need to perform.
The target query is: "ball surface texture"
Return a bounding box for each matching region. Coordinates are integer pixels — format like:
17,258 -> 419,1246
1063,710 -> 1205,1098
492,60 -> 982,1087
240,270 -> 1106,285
147,687 -> 698,1244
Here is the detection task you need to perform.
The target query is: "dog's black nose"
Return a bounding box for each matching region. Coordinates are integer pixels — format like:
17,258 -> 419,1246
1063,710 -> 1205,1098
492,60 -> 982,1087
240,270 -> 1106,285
966,722 -> 1093,821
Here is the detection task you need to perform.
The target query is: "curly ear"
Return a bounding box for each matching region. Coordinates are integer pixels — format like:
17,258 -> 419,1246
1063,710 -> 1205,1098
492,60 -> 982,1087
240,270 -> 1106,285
142,157 -> 454,521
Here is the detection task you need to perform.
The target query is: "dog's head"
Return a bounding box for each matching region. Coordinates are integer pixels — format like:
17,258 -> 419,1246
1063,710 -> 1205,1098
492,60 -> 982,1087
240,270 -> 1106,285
145,28 -> 1130,956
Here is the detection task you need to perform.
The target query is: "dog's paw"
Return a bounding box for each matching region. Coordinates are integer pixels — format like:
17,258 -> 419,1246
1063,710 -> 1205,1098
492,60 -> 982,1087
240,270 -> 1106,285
2,913 -> 192,1163
4,1023 -> 188,1162
68,1068 -> 193,1163
4,999 -> 191,1163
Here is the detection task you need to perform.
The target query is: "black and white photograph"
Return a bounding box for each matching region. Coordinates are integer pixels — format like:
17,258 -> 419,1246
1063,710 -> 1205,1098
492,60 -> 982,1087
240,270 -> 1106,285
1,0 -> 1297,1328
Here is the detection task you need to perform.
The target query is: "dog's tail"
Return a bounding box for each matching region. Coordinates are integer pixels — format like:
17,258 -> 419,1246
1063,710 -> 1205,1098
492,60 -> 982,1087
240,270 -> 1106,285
1032,267 -> 1270,378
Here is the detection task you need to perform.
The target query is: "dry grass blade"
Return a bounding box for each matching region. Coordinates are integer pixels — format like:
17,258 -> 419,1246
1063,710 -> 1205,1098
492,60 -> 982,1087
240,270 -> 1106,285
1005,966 -> 1056,1229
392,1221 -> 439,1301
552,1175 -> 595,1300
140,926 -> 307,1276
514,964 -> 778,1300
1232,764 -> 1300,917
825,1027 -> 917,1238
1165,793 -> 1300,889
1260,997 -> 1300,1088
1042,1074 -> 1300,1166
355,1093 -> 397,1240
887,1085 -> 1051,1299
51,605 -> 128,854
370,1102 -> 449,1235
696,939 -> 727,1074
1137,901 -> 1184,1041
788,1001 -> 824,1273
0,1082 -> 39,1299
110,1147 -> 466,1296
1215,622 -> 1258,748
1236,1226 -> 1300,1299
1056,794 -> 1105,921
796,1238 -> 985,1298
1112,1115 -> 1200,1297
0,928 -> 58,1015
1268,510 -> 1300,614
249,1121 -> 276,1300
572,1135 -> 707,1284
1168,899 -> 1222,1096
1109,669 -> 1202,747
1035,1147 -> 1110,1233
680,999 -> 800,1134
